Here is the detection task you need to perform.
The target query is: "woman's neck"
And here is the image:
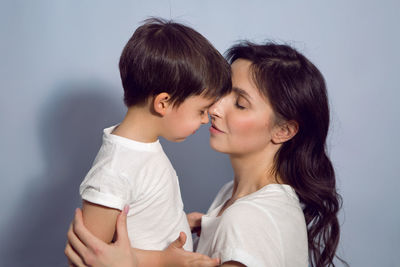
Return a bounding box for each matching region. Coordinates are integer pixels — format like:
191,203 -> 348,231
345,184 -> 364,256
229,145 -> 282,201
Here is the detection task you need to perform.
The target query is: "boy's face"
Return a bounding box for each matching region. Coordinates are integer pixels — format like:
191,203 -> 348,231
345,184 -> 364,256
162,95 -> 215,142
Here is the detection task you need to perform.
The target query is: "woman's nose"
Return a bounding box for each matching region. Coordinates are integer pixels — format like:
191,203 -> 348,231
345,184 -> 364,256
208,98 -> 224,119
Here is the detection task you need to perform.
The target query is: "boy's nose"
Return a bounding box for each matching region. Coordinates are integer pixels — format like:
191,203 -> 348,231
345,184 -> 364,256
201,112 -> 209,124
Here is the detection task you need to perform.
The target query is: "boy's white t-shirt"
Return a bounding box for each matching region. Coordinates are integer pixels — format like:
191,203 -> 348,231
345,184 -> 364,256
196,181 -> 308,267
80,126 -> 193,251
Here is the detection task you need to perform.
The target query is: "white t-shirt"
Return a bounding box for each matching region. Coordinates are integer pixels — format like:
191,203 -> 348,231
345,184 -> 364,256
196,181 -> 308,267
80,126 -> 193,251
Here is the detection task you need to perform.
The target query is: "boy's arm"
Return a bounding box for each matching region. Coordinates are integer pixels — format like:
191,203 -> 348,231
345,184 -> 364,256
66,207 -> 220,267
81,200 -> 120,243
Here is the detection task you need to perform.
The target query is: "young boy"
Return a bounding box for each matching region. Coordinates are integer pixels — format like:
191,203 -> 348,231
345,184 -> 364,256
77,17 -> 231,256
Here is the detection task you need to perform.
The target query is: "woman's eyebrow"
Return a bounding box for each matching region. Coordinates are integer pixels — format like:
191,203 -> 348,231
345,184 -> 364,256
233,87 -> 252,100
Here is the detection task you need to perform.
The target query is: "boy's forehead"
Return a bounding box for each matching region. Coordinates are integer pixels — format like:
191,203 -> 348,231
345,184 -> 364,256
186,94 -> 215,107
197,95 -> 216,108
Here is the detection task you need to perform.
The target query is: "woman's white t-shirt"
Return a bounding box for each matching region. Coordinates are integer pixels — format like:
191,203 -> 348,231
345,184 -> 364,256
196,181 -> 308,267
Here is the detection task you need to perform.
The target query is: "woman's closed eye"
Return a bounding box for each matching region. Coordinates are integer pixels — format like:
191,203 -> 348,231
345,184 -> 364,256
235,96 -> 248,110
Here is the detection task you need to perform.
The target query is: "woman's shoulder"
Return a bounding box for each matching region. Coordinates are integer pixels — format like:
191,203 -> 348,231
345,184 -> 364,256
222,184 -> 305,227
213,184 -> 308,267
242,183 -> 301,209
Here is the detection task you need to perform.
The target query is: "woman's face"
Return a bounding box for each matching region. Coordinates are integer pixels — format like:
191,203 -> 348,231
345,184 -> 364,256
208,59 -> 277,155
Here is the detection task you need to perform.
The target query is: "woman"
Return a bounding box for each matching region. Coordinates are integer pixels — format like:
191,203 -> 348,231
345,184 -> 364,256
66,42 -> 344,267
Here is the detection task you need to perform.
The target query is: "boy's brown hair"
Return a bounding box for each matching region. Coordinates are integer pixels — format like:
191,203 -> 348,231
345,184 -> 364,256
119,17 -> 231,107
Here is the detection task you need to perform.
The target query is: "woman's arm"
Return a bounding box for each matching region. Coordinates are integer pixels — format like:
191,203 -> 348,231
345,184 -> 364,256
81,200 -> 120,243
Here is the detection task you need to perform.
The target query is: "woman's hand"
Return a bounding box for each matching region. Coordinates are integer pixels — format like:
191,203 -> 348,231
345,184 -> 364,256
162,232 -> 220,267
187,212 -> 204,236
65,206 -> 137,267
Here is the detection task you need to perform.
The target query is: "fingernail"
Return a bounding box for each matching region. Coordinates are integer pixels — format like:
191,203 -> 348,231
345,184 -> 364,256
123,205 -> 129,215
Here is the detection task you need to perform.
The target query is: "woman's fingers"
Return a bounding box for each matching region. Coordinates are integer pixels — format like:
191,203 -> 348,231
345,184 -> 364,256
66,222 -> 90,264
192,255 -> 220,267
115,205 -> 131,246
169,231 -> 187,249
176,232 -> 187,248
64,241 -> 88,267
178,232 -> 187,247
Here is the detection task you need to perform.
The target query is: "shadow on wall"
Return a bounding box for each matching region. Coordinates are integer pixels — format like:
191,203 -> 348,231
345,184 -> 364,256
1,79 -> 233,267
2,81 -> 125,267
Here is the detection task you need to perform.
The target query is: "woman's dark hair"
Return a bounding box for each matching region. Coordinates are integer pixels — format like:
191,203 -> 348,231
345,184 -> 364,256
119,17 -> 231,107
226,42 -> 347,267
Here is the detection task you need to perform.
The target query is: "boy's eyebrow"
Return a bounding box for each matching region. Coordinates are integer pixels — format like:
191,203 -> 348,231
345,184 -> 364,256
202,101 -> 215,109
233,87 -> 252,100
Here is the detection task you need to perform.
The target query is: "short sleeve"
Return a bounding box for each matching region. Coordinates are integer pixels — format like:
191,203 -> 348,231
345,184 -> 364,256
79,167 -> 130,211
211,202 -> 284,267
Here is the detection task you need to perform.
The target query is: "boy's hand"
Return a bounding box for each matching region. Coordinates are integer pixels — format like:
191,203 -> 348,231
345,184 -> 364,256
163,232 -> 220,267
187,212 -> 204,236
65,206 -> 137,267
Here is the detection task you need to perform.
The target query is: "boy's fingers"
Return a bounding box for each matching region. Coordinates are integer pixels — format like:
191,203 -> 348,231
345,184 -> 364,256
191,226 -> 201,234
187,212 -> 204,228
115,205 -> 131,246
72,208 -> 104,251
192,212 -> 204,220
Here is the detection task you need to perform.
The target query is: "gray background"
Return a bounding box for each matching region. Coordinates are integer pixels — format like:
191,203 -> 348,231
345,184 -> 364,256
1,0 -> 399,266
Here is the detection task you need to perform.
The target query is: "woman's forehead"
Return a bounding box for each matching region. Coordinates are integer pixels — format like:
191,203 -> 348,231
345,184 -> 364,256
231,60 -> 257,92
231,62 -> 269,104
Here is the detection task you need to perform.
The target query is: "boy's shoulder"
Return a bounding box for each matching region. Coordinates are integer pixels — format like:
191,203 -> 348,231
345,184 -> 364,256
94,129 -> 174,175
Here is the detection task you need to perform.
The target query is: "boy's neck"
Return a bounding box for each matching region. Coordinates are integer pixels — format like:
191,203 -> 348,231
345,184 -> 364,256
112,105 -> 160,143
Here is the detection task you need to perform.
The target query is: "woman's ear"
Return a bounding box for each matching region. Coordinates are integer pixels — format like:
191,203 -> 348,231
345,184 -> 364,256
153,92 -> 171,116
272,120 -> 299,144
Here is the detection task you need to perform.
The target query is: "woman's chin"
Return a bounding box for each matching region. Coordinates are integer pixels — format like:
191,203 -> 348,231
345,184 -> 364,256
209,139 -> 230,154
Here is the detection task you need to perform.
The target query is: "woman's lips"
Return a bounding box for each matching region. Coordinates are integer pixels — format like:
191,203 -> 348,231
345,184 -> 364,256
209,124 -> 224,134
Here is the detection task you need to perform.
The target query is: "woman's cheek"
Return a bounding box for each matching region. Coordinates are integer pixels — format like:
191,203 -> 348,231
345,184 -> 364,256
232,117 -> 270,150
233,116 -> 259,136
